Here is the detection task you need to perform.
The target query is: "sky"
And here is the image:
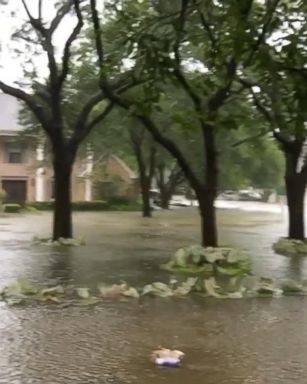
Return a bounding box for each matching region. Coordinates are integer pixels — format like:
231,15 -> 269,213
0,0 -> 104,85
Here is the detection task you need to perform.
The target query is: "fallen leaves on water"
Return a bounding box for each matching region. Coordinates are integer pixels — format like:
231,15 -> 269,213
203,277 -> 225,298
41,285 -> 65,296
76,297 -> 101,306
99,283 -> 140,299
142,282 -> 173,297
255,277 -> 283,297
76,287 -> 91,299
33,236 -> 86,246
4,274 -> 307,309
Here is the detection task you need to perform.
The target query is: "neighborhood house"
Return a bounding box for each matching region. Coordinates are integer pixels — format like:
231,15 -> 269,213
0,94 -> 138,203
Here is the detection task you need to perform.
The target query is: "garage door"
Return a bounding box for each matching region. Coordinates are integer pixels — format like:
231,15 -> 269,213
2,180 -> 27,203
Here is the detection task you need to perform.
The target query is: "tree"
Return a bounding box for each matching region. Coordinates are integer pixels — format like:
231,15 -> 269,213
155,154 -> 185,209
0,0 -> 137,240
129,124 -> 156,217
90,0 -> 282,246
218,126 -> 284,192
240,1 -> 307,239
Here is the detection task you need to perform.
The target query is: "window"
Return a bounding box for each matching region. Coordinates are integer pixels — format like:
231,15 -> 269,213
5,142 -> 23,164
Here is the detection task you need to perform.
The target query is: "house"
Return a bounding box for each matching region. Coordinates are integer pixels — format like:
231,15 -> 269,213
92,154 -> 139,200
0,93 -> 138,203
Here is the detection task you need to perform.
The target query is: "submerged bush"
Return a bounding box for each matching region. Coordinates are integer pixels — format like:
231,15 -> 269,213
273,238 -> 307,256
161,245 -> 251,277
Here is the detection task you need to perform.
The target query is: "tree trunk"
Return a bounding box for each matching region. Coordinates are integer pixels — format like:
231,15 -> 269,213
198,192 -> 218,247
140,180 -> 152,218
198,123 -> 218,247
274,134 -> 307,240
286,172 -> 306,240
52,152 -> 74,240
160,189 -> 171,209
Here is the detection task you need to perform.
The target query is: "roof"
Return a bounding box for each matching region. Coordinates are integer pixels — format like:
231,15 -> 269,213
111,155 -> 137,179
0,93 -> 23,134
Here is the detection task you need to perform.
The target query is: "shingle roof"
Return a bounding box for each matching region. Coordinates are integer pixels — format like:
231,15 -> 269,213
0,93 -> 22,133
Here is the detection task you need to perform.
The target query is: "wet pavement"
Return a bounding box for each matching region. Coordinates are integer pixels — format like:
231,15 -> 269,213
1,205 -> 307,383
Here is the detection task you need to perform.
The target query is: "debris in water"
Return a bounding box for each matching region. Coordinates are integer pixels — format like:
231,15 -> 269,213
151,348 -> 184,367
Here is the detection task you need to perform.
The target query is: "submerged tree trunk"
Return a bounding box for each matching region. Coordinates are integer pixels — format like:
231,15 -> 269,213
140,180 -> 152,218
130,128 -> 156,218
156,165 -> 171,210
285,153 -> 306,240
52,148 -> 75,240
156,163 -> 184,210
160,188 -> 171,209
197,190 -> 217,247
286,175 -> 305,240
198,123 -> 219,247
275,133 -> 307,241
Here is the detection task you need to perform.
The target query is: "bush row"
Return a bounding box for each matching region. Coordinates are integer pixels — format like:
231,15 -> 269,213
25,198 -> 141,212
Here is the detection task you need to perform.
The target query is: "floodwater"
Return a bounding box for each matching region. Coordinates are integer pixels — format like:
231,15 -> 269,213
1,203 -> 307,383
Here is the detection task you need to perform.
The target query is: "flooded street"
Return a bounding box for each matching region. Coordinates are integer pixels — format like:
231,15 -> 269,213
1,204 -> 307,383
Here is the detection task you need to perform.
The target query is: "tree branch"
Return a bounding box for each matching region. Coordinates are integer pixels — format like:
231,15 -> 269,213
232,131 -> 268,147
172,68 -> 202,108
192,0 -> 217,49
0,81 -> 51,134
171,0 -> 203,109
75,92 -> 105,131
89,0 -> 202,191
244,0 -> 280,67
49,0 -> 75,35
136,115 -> 202,192
173,0 -> 189,62
239,78 -> 275,125
90,0 -> 105,84
58,0 -> 84,89
20,1 -> 59,86
38,0 -> 43,20
21,0 -> 34,21
208,57 -> 237,111
72,102 -> 114,145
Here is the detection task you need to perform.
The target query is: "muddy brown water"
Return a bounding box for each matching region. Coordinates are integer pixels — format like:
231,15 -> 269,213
0,206 -> 307,383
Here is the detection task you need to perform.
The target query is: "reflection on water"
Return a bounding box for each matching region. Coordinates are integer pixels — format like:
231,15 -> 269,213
0,206 -> 307,383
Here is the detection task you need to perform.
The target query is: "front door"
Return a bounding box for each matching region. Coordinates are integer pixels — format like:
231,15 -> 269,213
2,180 -> 27,203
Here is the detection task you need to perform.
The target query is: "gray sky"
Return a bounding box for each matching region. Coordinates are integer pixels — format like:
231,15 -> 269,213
0,0 -> 103,85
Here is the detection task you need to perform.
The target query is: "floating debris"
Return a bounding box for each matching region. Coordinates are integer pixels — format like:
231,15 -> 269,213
151,348 -> 184,367
33,236 -> 86,246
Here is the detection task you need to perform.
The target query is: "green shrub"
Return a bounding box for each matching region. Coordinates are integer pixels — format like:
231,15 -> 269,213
4,204 -> 22,213
73,201 -> 108,211
106,202 -> 141,211
107,196 -> 133,205
26,202 -> 53,211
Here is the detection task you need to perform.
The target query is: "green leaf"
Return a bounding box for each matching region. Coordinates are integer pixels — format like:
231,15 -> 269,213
142,282 -> 173,297
41,285 -> 65,297
76,288 -> 91,299
204,278 -> 225,298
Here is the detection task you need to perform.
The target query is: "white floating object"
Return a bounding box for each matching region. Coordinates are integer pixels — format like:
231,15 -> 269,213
155,357 -> 181,367
151,348 -> 184,367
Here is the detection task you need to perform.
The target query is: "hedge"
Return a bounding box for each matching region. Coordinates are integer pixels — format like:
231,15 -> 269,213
26,200 -> 141,212
3,204 -> 22,213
